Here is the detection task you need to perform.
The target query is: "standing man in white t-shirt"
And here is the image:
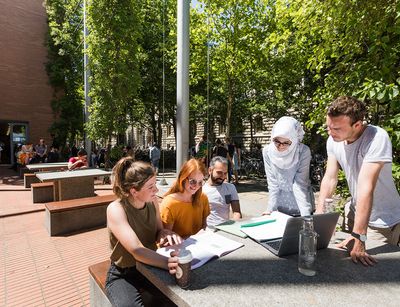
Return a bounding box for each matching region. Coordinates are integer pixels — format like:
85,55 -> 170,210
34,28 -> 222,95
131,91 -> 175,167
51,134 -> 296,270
316,96 -> 400,266
203,156 -> 242,227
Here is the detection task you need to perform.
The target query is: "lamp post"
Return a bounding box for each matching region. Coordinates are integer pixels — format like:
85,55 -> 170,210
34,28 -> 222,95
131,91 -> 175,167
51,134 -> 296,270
176,0 -> 190,171
83,0 -> 92,161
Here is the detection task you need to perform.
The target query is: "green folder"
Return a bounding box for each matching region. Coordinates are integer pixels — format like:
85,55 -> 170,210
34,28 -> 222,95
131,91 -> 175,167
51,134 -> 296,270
215,220 -> 248,238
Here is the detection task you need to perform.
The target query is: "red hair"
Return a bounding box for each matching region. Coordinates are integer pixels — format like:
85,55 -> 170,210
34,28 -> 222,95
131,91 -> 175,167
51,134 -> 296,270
164,158 -> 207,206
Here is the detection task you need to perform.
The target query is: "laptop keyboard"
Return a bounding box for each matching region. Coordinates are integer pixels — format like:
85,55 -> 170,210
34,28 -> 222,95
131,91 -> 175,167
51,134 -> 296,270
267,240 -> 282,251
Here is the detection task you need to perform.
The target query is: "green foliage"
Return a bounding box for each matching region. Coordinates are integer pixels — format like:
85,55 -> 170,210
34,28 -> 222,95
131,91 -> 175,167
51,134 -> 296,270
45,0 -> 85,147
85,0 -> 142,142
44,0 -> 400,190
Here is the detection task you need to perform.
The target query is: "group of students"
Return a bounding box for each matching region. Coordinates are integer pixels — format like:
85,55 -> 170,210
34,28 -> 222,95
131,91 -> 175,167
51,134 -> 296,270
105,95 -> 400,306
15,138 -> 59,166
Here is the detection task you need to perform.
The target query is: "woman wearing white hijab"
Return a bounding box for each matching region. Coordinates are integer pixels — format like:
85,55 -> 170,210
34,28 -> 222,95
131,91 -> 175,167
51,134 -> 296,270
262,116 -> 313,216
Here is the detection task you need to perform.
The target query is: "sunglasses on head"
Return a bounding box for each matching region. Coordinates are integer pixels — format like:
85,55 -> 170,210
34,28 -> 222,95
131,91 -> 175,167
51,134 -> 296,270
188,178 -> 204,187
273,138 -> 292,147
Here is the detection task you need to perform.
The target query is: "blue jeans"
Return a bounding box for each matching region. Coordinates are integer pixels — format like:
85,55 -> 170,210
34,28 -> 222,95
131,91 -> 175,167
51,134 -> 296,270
105,263 -> 176,307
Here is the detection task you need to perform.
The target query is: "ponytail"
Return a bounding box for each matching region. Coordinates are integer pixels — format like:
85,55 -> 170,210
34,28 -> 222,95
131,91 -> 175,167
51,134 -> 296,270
112,157 -> 155,200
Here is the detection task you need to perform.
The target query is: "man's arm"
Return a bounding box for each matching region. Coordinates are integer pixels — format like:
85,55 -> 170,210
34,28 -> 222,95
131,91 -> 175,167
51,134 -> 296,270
315,155 -> 340,213
230,200 -> 242,220
336,162 -> 383,266
352,162 -> 383,234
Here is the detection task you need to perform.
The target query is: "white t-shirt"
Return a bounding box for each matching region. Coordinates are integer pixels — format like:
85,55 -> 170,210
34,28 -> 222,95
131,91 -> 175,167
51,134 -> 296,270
203,182 -> 239,227
327,125 -> 400,228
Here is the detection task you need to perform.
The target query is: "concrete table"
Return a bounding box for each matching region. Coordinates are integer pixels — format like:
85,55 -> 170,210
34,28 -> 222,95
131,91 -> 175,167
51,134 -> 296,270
36,168 -> 111,201
136,231 -> 400,307
26,162 -> 69,172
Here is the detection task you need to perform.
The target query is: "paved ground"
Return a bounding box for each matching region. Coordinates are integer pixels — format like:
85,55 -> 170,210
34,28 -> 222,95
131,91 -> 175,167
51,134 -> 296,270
0,166 -> 269,306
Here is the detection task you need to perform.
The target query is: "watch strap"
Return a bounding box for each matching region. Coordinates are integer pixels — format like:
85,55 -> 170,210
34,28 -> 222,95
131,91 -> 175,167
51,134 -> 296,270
351,231 -> 367,242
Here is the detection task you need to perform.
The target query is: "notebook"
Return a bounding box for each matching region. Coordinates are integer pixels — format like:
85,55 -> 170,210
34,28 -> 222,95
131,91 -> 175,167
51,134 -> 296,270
259,212 -> 339,257
214,215 -> 278,238
240,211 -> 293,241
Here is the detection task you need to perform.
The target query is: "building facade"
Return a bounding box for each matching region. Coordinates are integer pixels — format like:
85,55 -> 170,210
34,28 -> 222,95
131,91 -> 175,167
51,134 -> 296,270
0,0 -> 54,164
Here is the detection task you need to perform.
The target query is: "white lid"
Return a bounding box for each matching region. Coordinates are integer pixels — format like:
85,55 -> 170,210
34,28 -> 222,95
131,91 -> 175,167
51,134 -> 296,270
178,249 -> 193,264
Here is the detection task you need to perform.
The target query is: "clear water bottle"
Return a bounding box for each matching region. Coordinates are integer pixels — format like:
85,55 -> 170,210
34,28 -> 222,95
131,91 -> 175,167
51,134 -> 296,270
298,216 -> 317,276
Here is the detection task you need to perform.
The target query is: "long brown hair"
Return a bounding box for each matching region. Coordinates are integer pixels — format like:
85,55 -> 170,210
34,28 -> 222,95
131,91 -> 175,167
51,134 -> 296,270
164,158 -> 207,206
112,157 -> 155,200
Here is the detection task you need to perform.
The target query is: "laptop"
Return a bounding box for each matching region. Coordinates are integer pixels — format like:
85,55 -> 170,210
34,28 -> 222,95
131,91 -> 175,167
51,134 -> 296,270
259,212 -> 339,257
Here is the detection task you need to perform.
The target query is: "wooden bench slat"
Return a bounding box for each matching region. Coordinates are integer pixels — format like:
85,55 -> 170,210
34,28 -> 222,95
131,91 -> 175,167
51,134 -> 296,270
45,194 -> 116,212
89,260 -> 110,292
31,182 -> 54,188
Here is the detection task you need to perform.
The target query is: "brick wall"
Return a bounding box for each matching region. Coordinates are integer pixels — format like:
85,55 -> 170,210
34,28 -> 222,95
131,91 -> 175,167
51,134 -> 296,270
0,0 -> 54,145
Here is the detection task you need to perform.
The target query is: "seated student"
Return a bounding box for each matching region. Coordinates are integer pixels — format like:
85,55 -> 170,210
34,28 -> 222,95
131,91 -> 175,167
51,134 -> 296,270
35,138 -> 48,163
68,149 -> 89,170
160,158 -> 210,238
262,116 -> 313,217
19,142 -> 34,165
106,157 -> 182,307
203,156 -> 242,227
46,146 -> 59,163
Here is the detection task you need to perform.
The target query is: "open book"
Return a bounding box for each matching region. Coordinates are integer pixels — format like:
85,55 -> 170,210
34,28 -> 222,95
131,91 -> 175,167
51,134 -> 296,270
157,231 -> 244,269
240,211 -> 292,242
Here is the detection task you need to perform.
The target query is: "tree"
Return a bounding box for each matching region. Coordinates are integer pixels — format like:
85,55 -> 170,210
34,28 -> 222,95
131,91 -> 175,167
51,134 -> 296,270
45,0 -> 85,150
85,0 -> 142,148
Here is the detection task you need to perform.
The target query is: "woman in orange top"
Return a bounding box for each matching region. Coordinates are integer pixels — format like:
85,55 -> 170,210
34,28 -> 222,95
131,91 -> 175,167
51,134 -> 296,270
19,142 -> 34,165
160,158 -> 210,238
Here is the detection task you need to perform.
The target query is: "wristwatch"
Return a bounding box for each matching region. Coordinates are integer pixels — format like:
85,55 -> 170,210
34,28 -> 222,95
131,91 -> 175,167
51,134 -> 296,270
351,232 -> 367,242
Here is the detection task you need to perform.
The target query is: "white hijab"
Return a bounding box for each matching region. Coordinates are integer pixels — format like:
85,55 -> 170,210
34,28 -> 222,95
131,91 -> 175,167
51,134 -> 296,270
267,116 -> 305,169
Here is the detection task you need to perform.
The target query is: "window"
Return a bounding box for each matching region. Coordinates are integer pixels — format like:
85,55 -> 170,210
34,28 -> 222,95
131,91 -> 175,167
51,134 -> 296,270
167,125 -> 172,137
254,116 -> 264,133
219,122 -> 226,135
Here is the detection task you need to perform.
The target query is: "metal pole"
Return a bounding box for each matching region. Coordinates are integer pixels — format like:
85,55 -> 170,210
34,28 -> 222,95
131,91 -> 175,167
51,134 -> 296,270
176,0 -> 190,171
83,0 -> 92,161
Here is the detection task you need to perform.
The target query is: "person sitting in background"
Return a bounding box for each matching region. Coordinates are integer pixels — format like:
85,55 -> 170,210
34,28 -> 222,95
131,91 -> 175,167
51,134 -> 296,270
262,116 -> 313,217
68,149 -> 89,170
106,157 -> 182,306
19,142 -> 34,165
46,146 -> 59,163
160,158 -> 210,238
203,156 -> 242,227
35,138 -> 47,163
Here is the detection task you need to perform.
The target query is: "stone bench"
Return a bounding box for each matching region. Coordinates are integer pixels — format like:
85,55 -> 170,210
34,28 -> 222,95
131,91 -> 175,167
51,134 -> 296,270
24,173 -> 40,188
31,182 -> 54,203
45,194 -> 116,236
89,260 -> 112,307
88,260 -> 174,307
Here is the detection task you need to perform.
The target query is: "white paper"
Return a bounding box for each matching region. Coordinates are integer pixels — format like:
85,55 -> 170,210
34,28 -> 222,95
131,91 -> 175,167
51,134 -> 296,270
157,231 -> 244,269
240,211 -> 292,242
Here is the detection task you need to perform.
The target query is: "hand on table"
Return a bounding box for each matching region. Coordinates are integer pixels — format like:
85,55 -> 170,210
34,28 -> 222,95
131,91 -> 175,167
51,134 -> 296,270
336,236 -> 377,266
158,229 -> 182,247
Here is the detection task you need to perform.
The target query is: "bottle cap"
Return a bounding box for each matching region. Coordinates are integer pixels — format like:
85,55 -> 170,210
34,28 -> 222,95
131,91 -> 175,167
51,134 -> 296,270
178,249 -> 193,264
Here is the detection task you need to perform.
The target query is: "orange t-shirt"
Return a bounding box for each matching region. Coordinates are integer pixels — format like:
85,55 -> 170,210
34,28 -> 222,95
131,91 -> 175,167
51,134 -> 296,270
160,193 -> 210,238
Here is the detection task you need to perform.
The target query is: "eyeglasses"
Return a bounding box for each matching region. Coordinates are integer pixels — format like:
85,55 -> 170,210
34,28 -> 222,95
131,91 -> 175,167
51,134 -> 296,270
273,139 -> 292,147
188,178 -> 204,187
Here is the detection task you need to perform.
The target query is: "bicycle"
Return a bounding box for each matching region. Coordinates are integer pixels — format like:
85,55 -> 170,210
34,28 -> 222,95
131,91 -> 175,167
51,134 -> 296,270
240,157 -> 265,179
